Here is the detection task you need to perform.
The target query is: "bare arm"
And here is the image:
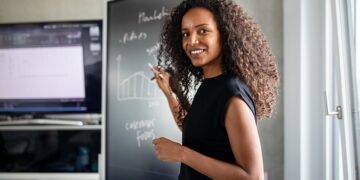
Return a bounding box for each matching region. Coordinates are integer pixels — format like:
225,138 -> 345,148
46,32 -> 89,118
151,68 -> 184,130
164,92 -> 183,130
154,96 -> 263,180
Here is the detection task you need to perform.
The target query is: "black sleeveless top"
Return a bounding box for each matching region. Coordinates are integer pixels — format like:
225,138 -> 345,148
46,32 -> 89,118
178,73 -> 256,180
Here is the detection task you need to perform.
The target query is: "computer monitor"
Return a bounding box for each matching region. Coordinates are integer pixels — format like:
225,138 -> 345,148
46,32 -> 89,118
0,20 -> 102,116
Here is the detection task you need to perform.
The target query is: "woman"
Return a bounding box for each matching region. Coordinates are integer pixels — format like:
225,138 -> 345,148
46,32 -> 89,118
151,0 -> 279,179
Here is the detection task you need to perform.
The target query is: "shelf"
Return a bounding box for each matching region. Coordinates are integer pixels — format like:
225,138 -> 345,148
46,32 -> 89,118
0,125 -> 102,131
0,173 -> 99,180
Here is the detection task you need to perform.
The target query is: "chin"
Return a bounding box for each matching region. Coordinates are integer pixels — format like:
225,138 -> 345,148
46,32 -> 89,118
190,60 -> 204,67
191,63 -> 202,67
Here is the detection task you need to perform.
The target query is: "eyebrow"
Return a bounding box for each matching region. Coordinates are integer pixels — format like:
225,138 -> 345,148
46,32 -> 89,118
181,23 -> 209,31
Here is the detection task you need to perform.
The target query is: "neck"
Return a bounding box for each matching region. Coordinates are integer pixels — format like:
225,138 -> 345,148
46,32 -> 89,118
202,65 -> 223,78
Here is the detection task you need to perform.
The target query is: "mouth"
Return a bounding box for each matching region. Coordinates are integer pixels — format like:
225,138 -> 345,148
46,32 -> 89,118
189,48 -> 206,56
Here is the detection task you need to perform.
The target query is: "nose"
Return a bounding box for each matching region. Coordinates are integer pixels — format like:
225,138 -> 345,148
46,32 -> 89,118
189,33 -> 199,46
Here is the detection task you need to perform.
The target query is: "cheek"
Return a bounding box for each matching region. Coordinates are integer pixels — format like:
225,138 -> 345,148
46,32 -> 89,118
209,38 -> 222,51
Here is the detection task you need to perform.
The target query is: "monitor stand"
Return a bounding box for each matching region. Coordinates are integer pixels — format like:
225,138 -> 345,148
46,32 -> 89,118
0,114 -> 84,126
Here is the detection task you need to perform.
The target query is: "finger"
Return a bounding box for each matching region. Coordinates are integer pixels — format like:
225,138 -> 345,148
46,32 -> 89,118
154,66 -> 161,71
152,138 -> 160,144
150,68 -> 163,80
150,65 -> 161,74
154,67 -> 165,75
148,64 -> 158,73
158,73 -> 164,79
151,70 -> 163,80
158,68 -> 166,74
150,69 -> 159,77
153,69 -> 163,79
154,66 -> 167,75
152,75 -> 159,81
150,68 -> 159,74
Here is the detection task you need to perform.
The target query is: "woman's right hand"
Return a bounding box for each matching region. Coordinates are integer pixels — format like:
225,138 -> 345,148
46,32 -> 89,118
151,67 -> 172,97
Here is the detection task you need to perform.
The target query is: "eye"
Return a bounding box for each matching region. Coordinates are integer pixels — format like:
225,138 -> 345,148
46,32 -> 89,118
182,32 -> 189,38
199,28 -> 209,34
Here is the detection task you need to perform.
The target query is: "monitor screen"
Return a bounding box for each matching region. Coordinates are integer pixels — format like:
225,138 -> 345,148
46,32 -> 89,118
0,20 -> 102,115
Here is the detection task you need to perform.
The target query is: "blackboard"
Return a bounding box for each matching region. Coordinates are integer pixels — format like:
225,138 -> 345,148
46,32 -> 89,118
105,0 -> 181,179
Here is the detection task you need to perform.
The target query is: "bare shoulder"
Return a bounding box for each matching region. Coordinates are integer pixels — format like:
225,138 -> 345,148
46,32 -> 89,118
225,96 -> 256,129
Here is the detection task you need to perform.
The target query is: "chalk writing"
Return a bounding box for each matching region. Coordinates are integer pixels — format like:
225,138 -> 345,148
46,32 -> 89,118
125,119 -> 156,148
136,129 -> 155,147
146,42 -> 160,57
138,6 -> 169,24
118,31 -> 147,45
125,119 -> 155,131
116,54 -> 165,101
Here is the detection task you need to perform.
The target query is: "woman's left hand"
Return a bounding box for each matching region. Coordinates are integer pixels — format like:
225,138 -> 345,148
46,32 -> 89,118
152,137 -> 183,162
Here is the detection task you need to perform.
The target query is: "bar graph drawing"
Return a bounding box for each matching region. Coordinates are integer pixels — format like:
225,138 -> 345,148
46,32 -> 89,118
116,54 -> 165,101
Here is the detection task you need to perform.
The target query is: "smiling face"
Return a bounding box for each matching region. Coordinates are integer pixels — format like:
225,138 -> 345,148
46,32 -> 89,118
181,7 -> 223,75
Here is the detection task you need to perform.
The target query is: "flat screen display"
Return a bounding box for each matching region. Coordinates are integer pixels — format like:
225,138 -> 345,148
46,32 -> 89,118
0,20 -> 102,114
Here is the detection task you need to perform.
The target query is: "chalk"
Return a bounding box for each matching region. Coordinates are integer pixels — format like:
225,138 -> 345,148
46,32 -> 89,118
148,63 -> 163,79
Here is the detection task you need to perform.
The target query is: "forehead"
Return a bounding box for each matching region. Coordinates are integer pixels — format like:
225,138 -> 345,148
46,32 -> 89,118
181,7 -> 217,28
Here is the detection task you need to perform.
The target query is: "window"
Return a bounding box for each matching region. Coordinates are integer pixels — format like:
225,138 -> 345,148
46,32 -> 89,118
325,0 -> 358,179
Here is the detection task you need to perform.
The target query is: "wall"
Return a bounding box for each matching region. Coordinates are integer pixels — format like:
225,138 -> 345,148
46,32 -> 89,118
284,0 -> 326,179
0,0 -> 283,180
0,0 -> 103,23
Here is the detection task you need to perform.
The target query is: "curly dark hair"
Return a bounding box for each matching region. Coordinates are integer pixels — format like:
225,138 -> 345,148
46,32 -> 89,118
157,0 -> 279,121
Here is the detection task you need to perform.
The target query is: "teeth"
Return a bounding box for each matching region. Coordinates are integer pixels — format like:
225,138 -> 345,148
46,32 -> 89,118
190,49 -> 204,55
